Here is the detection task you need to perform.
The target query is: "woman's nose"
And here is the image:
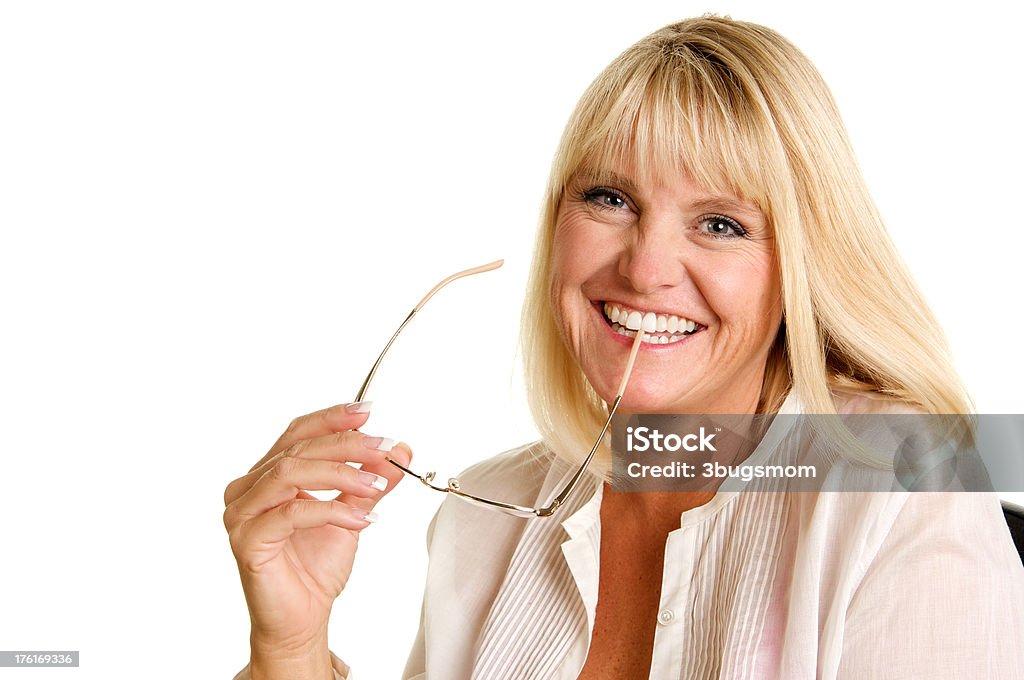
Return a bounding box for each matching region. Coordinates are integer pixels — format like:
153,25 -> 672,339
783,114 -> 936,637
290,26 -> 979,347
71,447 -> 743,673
617,219 -> 687,295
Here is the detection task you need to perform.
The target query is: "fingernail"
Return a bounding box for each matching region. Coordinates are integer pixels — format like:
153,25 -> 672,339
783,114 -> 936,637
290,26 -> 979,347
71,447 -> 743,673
345,401 -> 372,414
357,510 -> 379,524
362,436 -> 395,452
395,441 -> 412,459
358,471 -> 388,491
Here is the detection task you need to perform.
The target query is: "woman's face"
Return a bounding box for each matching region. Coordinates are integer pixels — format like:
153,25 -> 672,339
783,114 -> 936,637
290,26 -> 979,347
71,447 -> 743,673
550,159 -> 783,414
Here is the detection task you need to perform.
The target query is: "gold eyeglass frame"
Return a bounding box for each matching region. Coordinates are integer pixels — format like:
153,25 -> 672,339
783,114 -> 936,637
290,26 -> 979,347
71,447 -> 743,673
354,260 -> 644,518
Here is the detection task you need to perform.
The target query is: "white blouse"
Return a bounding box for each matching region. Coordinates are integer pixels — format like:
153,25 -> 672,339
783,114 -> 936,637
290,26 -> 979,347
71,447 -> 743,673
236,391 -> 1024,679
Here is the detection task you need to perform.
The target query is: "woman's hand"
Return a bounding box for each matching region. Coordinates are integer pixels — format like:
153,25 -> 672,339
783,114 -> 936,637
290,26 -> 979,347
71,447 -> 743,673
223,402 -> 411,668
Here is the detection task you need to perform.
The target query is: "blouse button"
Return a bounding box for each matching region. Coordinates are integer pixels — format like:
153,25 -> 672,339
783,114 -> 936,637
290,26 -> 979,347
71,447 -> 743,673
657,609 -> 675,625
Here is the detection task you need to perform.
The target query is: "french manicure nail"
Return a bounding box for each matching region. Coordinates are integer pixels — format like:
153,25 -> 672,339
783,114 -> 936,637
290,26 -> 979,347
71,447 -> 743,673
358,471 -> 389,491
345,401 -> 372,414
362,436 -> 395,452
358,510 -> 379,523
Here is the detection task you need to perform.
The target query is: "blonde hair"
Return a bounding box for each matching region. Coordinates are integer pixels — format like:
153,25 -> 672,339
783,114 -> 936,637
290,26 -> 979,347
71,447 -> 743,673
521,16 -> 972,472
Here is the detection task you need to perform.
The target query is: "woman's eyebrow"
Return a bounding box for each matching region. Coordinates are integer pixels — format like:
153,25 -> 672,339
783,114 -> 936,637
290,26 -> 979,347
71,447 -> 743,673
688,196 -> 764,220
573,169 -> 641,194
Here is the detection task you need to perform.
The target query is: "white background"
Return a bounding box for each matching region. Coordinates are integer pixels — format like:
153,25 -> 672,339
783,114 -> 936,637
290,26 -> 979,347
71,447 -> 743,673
1,1 -> 1021,678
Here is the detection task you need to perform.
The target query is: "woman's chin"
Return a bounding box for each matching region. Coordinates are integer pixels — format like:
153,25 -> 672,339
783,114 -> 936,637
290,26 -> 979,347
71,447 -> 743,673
616,388 -> 690,414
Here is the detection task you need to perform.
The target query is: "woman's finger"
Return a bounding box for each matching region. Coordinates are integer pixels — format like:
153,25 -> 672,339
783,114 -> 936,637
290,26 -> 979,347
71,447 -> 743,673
226,456 -> 390,527
252,402 -> 374,472
225,429 -> 395,506
337,442 -> 413,513
231,498 -> 375,559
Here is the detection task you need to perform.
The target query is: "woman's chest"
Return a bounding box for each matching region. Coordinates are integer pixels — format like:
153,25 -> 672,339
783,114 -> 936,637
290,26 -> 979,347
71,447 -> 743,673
576,527 -> 666,680
574,492 -> 799,680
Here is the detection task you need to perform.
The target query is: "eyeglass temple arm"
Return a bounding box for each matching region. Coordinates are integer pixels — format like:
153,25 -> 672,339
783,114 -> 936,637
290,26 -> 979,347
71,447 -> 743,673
535,394 -> 622,517
412,259 -> 504,312
354,259 -> 504,403
535,329 -> 644,517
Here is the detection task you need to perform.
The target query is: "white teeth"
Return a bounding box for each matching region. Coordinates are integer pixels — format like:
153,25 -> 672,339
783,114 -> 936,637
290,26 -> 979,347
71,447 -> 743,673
602,302 -> 700,342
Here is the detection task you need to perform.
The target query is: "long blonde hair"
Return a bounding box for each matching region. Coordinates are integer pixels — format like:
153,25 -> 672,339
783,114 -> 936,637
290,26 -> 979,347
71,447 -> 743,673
521,16 -> 972,472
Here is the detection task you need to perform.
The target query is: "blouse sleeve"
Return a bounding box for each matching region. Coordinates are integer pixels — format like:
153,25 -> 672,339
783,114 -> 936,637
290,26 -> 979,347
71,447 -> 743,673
232,651 -> 351,680
837,492 -> 1024,679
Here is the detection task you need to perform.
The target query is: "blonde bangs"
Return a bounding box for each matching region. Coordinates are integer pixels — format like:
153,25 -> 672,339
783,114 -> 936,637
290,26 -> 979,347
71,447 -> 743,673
552,34 -> 777,218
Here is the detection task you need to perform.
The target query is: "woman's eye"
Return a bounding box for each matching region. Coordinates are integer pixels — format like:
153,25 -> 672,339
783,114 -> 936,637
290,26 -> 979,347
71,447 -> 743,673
699,214 -> 746,238
582,188 -> 629,211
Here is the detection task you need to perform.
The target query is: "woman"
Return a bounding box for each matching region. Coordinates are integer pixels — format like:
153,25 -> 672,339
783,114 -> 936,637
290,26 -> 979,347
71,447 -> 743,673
225,16 -> 1024,679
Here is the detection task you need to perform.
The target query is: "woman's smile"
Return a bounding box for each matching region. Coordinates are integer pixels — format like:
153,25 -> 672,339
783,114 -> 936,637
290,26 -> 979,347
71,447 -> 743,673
595,300 -> 705,346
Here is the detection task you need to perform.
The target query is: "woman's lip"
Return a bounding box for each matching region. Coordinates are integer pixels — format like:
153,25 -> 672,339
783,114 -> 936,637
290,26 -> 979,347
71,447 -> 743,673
591,301 -> 704,349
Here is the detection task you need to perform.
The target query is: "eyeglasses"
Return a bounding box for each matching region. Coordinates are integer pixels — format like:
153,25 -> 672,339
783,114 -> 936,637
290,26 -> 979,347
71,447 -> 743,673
354,260 -> 644,518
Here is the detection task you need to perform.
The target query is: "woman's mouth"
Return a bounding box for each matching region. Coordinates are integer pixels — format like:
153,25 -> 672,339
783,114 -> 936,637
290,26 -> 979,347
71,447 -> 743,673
600,302 -> 705,345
